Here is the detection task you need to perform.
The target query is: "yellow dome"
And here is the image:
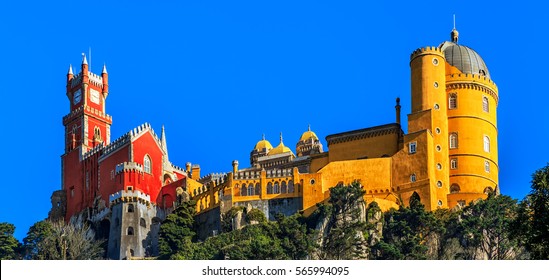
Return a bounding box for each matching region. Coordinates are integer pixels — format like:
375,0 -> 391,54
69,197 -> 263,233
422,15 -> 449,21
254,135 -> 273,151
299,125 -> 319,141
268,143 -> 292,155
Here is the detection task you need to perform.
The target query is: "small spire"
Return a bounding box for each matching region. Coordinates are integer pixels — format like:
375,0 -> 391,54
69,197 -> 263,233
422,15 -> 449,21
451,14 -> 459,43
68,64 -> 73,75
102,63 -> 107,74
262,133 -> 265,140
161,125 -> 167,150
280,132 -> 283,144
308,124 -> 311,131
82,53 -> 88,65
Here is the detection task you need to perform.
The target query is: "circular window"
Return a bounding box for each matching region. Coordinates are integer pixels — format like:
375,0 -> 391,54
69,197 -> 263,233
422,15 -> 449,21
434,104 -> 440,110
437,181 -> 442,187
310,179 -> 315,185
436,145 -> 441,152
436,128 -> 441,134
438,200 -> 443,206
434,82 -> 439,88
432,58 -> 439,66
437,163 -> 442,170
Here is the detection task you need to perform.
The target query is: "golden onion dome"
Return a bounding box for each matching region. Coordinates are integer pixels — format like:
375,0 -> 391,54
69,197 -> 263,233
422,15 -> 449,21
268,133 -> 294,156
254,134 -> 273,151
299,125 -> 319,142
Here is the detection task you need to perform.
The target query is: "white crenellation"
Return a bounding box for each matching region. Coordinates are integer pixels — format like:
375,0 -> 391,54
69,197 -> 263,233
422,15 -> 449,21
82,143 -> 105,160
109,189 -> 151,205
115,162 -> 144,175
88,72 -> 103,87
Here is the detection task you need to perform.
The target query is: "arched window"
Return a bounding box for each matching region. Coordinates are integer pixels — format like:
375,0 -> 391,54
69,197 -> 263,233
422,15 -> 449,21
450,184 -> 460,194
247,185 -> 254,196
267,182 -> 273,194
255,183 -> 261,196
449,93 -> 457,109
450,158 -> 458,169
449,133 -> 458,149
240,184 -> 247,196
409,192 -> 421,206
144,155 -> 152,174
483,96 -> 489,112
127,204 -> 134,213
281,181 -> 287,193
127,227 -> 134,235
288,180 -> 294,193
410,174 -> 416,183
485,161 -> 490,173
94,127 -> 101,140
484,186 -> 494,194
484,136 -> 490,152
130,249 -> 135,257
140,218 -> 146,228
273,182 -> 280,194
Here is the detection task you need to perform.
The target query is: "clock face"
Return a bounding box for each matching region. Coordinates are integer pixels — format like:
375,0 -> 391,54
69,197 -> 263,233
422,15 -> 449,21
90,89 -> 100,104
73,89 -> 81,105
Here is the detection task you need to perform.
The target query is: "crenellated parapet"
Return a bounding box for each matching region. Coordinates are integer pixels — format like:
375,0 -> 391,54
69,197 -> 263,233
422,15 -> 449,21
84,105 -> 112,122
115,162 -> 144,175
198,173 -> 228,185
446,73 -> 499,104
410,46 -> 444,61
88,72 -> 103,87
82,143 -> 104,160
70,72 -> 82,87
100,133 -> 132,159
109,189 -> 151,206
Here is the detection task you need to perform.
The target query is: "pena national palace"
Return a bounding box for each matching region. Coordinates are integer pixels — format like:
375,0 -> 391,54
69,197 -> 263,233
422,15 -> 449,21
48,27 -> 499,259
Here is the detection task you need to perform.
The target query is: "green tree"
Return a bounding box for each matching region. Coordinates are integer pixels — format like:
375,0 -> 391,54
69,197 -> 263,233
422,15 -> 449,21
457,193 -> 524,260
513,163 -> 549,259
158,200 -> 197,259
276,213 -> 317,260
321,182 -> 369,260
24,220 -> 104,260
0,222 -> 21,260
372,193 -> 444,260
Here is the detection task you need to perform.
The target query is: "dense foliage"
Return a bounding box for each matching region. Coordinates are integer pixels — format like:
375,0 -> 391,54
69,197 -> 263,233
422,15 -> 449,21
0,222 -> 21,260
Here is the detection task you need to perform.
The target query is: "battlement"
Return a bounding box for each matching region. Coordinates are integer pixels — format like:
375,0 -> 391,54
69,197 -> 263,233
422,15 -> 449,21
88,72 -> 103,87
234,170 -> 261,180
115,162 -> 144,175
63,105 -> 84,124
266,168 -> 293,178
410,46 -> 444,61
84,105 -> 112,122
128,122 -> 163,149
171,164 -> 187,175
447,73 -> 497,88
198,173 -> 227,185
100,133 -> 132,158
70,73 -> 82,87
82,143 -> 104,160
109,189 -> 151,205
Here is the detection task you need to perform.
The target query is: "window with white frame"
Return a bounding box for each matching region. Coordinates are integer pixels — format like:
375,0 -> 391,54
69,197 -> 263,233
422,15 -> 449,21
482,96 -> 489,112
449,133 -> 458,149
449,93 -> 457,109
450,158 -> 458,169
409,142 -> 417,154
410,174 -> 417,182
484,136 -> 490,152
485,161 -> 490,173
144,155 -> 152,173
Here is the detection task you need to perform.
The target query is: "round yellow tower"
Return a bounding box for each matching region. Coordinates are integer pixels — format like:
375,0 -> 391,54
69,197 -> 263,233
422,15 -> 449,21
409,45 -> 450,209
440,29 -> 499,207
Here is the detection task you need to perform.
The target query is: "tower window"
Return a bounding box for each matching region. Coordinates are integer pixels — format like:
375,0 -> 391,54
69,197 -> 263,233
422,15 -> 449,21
240,184 -> 246,196
484,136 -> 490,152
409,142 -> 417,154
449,133 -> 458,149
140,218 -> 146,228
450,184 -> 460,194
127,204 -> 134,213
144,155 -> 152,174
483,96 -> 489,112
247,185 -> 254,196
450,158 -> 458,169
410,174 -> 417,183
449,93 -> 457,109
127,227 -> 134,236
485,161 -> 490,173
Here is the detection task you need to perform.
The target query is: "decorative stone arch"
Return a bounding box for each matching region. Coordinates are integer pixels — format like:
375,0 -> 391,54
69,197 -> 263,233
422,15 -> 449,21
255,183 -> 261,195
247,184 -> 254,196
273,182 -> 280,194
241,183 -> 247,196
288,180 -> 294,193
409,191 -> 421,206
281,181 -> 287,193
267,182 -> 273,194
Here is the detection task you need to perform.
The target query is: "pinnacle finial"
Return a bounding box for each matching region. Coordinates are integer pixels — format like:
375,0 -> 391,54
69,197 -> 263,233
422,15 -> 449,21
82,53 -> 88,65
308,124 -> 311,131
102,63 -> 107,74
451,14 -> 459,43
68,64 -> 73,75
262,133 -> 265,140
280,132 -> 283,143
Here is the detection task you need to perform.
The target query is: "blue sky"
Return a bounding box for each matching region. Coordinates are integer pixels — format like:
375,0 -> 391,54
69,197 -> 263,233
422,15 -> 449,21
1,1 -> 547,241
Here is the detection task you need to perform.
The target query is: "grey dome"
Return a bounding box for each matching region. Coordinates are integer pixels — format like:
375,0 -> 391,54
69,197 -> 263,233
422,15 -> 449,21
440,41 -> 490,79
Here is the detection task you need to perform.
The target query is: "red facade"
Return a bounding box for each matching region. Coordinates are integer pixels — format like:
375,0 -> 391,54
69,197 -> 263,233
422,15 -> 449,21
61,56 -> 185,221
